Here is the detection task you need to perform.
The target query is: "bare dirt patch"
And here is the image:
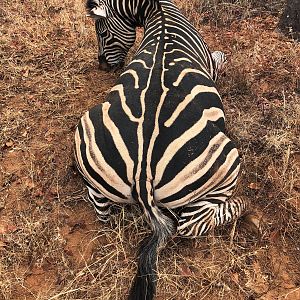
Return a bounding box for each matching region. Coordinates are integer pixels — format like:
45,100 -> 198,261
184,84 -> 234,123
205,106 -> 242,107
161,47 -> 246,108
1,0 -> 299,299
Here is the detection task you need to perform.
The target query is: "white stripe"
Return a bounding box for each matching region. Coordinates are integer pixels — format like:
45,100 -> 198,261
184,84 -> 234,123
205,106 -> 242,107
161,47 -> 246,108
81,112 -> 132,199
75,126 -> 126,202
102,102 -> 134,183
130,59 -> 151,69
121,69 -> 140,89
158,148 -> 239,208
155,108 -> 224,185
156,132 -> 230,197
135,43 -> 160,182
173,68 -> 211,86
174,57 -> 192,63
110,85 -> 140,122
146,47 -> 170,180
165,85 -> 220,127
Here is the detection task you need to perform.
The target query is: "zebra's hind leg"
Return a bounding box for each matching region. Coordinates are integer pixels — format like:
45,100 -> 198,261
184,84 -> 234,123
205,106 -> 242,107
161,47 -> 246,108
86,186 -> 112,222
177,197 -> 249,238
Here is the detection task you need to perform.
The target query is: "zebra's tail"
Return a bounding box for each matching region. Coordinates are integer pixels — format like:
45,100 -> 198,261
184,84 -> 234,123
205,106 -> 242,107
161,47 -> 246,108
128,180 -> 175,300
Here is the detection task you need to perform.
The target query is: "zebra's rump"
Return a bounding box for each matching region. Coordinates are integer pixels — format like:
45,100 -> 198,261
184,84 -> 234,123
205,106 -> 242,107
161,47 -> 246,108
75,102 -> 240,209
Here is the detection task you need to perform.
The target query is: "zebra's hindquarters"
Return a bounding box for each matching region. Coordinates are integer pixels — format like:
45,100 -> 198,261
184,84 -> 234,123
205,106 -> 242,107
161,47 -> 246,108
74,107 -> 135,205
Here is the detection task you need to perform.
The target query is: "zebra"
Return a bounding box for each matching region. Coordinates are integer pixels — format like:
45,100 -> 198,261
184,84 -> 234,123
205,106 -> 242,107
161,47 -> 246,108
211,50 -> 227,79
75,0 -> 248,299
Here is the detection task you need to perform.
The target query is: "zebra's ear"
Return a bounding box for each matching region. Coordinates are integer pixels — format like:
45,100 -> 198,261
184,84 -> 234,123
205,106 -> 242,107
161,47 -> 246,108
86,6 -> 107,19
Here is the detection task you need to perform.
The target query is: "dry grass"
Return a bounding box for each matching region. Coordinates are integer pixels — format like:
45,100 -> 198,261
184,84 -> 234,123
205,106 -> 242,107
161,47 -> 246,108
0,0 -> 300,299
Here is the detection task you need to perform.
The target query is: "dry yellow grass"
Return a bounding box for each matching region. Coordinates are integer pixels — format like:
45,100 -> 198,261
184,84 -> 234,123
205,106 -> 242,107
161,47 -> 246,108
0,0 -> 299,299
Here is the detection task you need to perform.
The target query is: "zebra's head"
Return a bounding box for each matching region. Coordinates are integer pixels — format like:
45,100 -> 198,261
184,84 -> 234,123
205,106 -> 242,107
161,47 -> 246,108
86,0 -> 138,71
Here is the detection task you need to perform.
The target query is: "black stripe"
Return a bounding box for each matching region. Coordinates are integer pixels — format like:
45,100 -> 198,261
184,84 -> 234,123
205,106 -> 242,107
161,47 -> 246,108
77,118 -> 127,199
159,141 -> 237,204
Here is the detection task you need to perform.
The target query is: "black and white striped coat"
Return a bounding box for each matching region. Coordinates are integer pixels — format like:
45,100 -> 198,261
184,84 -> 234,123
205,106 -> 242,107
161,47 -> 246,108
75,0 -> 247,299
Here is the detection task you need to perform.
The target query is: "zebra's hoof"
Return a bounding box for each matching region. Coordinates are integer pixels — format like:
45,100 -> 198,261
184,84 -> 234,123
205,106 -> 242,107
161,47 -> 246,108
240,211 -> 263,236
97,216 -> 111,223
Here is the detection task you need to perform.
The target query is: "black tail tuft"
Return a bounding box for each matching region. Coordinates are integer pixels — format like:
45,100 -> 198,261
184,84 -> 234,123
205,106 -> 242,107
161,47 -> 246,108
128,218 -> 174,300
128,180 -> 175,300
128,234 -> 158,300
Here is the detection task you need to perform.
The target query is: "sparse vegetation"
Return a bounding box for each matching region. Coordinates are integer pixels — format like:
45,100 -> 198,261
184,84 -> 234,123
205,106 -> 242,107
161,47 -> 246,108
0,0 -> 299,299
